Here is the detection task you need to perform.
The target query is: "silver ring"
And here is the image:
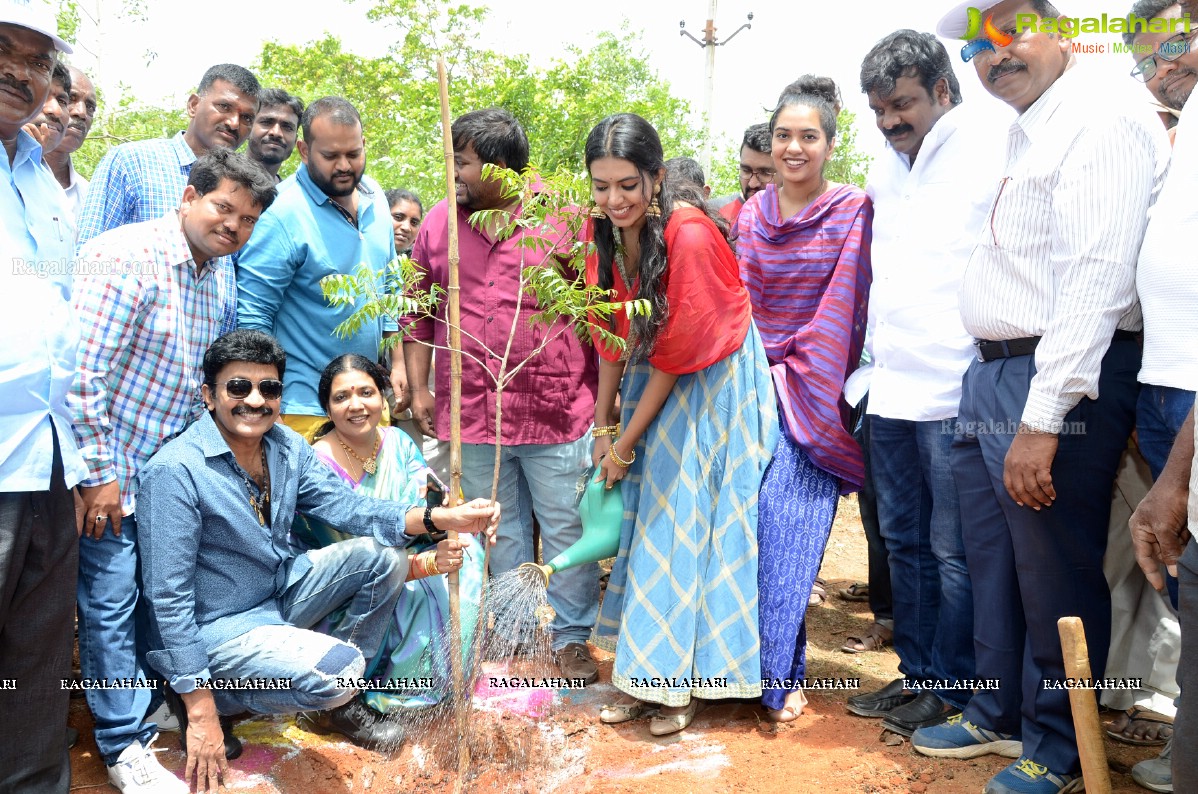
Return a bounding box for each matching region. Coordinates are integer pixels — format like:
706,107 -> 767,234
94,515 -> 107,523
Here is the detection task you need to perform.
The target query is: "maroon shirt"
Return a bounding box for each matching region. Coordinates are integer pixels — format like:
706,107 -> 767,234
407,199 -> 597,446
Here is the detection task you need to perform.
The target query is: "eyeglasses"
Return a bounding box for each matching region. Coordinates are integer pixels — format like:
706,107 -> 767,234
1130,29 -> 1198,82
219,378 -> 284,400
739,165 -> 776,183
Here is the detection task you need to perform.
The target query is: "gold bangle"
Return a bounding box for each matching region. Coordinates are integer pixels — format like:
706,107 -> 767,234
608,443 -> 635,468
425,552 -> 441,576
591,424 -> 620,438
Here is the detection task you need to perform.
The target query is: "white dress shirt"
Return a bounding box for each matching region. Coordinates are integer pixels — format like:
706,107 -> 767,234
62,157 -> 89,226
959,66 -> 1170,432
845,104 -> 1007,421
1137,102 -> 1198,392
0,130 -> 88,492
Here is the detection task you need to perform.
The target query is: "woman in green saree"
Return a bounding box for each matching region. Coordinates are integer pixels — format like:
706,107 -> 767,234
291,354 -> 486,713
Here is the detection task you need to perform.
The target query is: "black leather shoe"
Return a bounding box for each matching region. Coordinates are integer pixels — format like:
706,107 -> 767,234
846,677 -> 917,717
297,697 -> 405,752
163,686 -> 243,760
881,691 -> 961,737
67,727 -> 78,749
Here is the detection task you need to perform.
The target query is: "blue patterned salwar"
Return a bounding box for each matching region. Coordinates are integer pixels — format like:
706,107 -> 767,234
757,434 -> 839,711
592,329 -> 779,707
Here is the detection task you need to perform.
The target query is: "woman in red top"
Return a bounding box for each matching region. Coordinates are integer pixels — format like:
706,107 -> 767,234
585,113 -> 779,736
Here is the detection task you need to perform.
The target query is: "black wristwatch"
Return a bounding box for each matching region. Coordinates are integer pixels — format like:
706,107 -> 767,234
422,505 -> 438,535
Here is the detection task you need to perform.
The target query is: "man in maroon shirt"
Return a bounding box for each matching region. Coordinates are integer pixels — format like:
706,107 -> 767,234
405,108 -> 600,682
716,122 -> 774,226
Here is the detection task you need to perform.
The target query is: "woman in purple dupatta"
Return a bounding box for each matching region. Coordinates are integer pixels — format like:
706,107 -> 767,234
734,78 -> 873,722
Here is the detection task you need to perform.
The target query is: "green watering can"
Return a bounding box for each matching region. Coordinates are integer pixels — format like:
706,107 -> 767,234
519,477 -> 623,587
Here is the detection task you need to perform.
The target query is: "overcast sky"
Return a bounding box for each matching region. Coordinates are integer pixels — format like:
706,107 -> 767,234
65,0 -> 1158,164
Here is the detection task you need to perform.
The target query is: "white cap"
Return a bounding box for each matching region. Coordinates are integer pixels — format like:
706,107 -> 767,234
936,0 -> 1005,40
0,0 -> 73,55
937,0 -> 1071,40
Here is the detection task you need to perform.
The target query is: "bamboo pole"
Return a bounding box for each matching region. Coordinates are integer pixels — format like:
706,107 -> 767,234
1057,617 -> 1112,794
436,57 -> 469,788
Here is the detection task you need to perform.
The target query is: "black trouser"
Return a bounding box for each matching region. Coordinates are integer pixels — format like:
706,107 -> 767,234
1176,538 -> 1197,790
955,339 -> 1139,774
0,431 -> 77,794
852,399 -> 892,623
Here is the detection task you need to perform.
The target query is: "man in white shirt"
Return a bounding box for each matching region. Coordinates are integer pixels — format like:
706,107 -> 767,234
1128,408 -> 1194,793
844,29 -> 1006,739
913,2 -> 1170,793
0,3 -> 86,790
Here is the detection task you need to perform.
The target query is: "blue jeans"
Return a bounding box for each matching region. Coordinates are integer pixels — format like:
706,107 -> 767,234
1137,385 -> 1195,479
77,511 -> 157,765
460,431 -> 598,649
1136,384 -> 1192,608
205,537 -> 406,715
870,416 -> 974,708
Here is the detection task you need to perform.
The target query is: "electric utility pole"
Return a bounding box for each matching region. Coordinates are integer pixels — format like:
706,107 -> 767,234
679,1 -> 753,176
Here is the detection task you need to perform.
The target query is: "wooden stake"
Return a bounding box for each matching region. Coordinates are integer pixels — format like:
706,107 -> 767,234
1057,616 -> 1112,794
436,57 -> 469,790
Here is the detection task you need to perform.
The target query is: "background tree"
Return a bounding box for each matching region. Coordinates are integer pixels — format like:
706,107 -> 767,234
61,0 -> 871,202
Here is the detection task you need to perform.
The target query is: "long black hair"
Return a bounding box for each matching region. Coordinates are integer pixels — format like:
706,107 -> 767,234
584,113 -> 726,362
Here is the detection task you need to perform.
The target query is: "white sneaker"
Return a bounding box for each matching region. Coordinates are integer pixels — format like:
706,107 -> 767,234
106,736 -> 188,794
144,700 -> 180,732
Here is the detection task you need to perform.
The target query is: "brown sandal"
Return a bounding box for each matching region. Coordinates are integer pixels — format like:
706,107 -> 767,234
841,621 -> 893,654
1105,706 -> 1174,746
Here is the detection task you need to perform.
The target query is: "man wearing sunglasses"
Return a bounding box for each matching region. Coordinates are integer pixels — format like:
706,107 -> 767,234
136,330 -> 498,794
67,150 -> 276,794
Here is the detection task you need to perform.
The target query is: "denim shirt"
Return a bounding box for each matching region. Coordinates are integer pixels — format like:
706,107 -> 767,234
137,413 -> 418,687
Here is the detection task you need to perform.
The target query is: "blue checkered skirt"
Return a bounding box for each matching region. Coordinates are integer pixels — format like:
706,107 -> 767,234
592,327 -> 779,706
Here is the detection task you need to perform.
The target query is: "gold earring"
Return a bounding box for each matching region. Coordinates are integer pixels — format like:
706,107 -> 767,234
646,184 -> 662,217
589,204 -> 607,219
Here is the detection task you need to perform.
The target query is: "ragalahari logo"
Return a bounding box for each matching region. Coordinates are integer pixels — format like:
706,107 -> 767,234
959,7 -> 1014,61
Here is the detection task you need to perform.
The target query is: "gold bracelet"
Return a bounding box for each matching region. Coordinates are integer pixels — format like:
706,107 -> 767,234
608,443 -> 635,468
591,424 -> 620,438
425,551 -> 441,576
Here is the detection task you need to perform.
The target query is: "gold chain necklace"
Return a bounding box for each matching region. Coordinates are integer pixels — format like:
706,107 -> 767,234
238,446 -> 271,526
337,429 -> 381,476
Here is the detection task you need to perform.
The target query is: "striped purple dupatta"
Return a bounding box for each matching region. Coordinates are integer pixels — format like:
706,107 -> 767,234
735,183 -> 873,492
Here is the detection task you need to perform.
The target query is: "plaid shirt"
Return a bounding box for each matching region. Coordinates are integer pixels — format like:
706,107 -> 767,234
76,131 -> 236,334
69,212 -> 225,514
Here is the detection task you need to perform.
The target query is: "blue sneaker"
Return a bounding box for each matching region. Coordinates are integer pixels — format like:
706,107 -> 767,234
984,757 -> 1083,793
911,713 -> 1022,759
1131,737 -> 1172,792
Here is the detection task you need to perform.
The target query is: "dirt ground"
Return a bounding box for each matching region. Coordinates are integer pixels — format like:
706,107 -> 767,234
68,496 -> 1160,793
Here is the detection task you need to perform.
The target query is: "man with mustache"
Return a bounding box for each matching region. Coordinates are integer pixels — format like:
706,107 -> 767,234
1121,3 -> 1198,790
135,330 -> 498,793
716,122 -> 773,226
843,29 -> 1005,739
911,2 -> 1170,793
0,3 -> 86,790
76,63 -> 260,350
237,97 -> 404,441
245,88 -> 302,182
22,61 -> 68,160
69,150 -> 276,794
43,65 -> 96,222
1127,0 -> 1197,134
